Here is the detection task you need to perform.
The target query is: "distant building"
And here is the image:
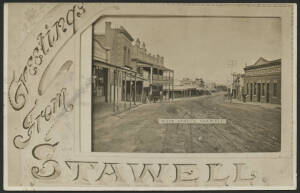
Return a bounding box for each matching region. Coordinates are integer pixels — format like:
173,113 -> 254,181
215,84 -> 228,92
206,82 -> 217,92
172,79 -> 188,98
243,57 -> 281,104
180,78 -> 197,96
171,78 -> 212,98
194,78 -> 205,88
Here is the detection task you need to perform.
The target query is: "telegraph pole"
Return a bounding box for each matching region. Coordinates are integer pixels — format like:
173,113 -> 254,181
226,60 -> 237,94
227,59 -> 237,81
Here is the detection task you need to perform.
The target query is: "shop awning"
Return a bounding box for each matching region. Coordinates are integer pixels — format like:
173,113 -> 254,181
93,57 -> 147,81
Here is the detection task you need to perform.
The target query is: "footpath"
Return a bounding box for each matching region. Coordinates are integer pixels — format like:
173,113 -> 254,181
231,99 -> 281,109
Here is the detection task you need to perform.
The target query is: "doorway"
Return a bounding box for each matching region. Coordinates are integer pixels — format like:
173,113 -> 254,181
266,83 -> 270,103
257,83 -> 261,102
250,83 -> 253,101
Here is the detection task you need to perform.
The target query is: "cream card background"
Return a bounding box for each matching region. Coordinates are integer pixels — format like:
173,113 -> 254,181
3,3 -> 297,190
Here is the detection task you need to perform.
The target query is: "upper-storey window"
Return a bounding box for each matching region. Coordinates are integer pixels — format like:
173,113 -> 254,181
127,49 -> 130,66
123,46 -> 127,66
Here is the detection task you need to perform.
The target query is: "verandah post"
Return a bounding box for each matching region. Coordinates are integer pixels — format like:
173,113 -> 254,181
130,73 -> 132,108
172,71 -> 174,100
134,73 -> 137,105
124,71 -> 127,109
116,70 -> 119,111
113,69 -> 116,112
168,71 -> 171,102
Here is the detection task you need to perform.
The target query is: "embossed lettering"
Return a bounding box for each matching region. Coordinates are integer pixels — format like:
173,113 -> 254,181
127,163 -> 167,183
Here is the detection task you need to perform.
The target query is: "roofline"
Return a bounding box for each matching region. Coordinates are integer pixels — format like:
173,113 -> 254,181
93,38 -> 110,51
132,59 -> 174,72
244,59 -> 281,70
117,28 -> 134,41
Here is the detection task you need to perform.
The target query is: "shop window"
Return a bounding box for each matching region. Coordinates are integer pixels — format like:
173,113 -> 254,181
273,83 -> 277,97
96,67 -> 105,96
254,83 -> 256,95
247,83 -> 249,94
262,83 -> 265,96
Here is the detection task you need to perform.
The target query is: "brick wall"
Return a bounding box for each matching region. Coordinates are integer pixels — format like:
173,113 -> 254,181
103,22 -> 133,67
244,74 -> 281,104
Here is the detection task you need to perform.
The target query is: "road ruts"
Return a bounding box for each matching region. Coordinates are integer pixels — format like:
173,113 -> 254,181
93,92 -> 280,153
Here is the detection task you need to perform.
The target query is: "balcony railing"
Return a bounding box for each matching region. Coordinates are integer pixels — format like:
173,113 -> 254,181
153,74 -> 167,80
132,49 -> 164,66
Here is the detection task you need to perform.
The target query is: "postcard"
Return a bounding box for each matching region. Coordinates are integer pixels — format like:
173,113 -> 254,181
3,3 -> 297,190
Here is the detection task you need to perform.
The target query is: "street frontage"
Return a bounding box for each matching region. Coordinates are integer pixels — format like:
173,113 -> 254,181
92,92 -> 281,153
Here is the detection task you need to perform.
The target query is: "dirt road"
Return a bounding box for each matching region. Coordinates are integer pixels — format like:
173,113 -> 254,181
92,92 -> 281,153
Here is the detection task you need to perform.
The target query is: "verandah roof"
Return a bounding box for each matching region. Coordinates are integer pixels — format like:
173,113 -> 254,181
93,57 -> 147,81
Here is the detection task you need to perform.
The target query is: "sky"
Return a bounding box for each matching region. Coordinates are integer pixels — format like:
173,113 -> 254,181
94,17 -> 281,85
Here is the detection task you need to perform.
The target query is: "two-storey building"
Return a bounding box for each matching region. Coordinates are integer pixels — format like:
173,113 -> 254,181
131,38 -> 174,101
92,22 -> 146,113
92,21 -> 174,113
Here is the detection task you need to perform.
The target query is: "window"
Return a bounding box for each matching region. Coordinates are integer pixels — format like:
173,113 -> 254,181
123,46 -> 127,66
246,83 -> 249,94
127,49 -> 130,66
262,83 -> 265,96
273,83 -> 277,97
254,83 -> 256,95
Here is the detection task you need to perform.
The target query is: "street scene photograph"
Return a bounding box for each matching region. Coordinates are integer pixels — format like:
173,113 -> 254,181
91,17 -> 281,153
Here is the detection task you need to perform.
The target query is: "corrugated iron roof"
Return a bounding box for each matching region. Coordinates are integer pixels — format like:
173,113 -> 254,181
244,58 -> 281,70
